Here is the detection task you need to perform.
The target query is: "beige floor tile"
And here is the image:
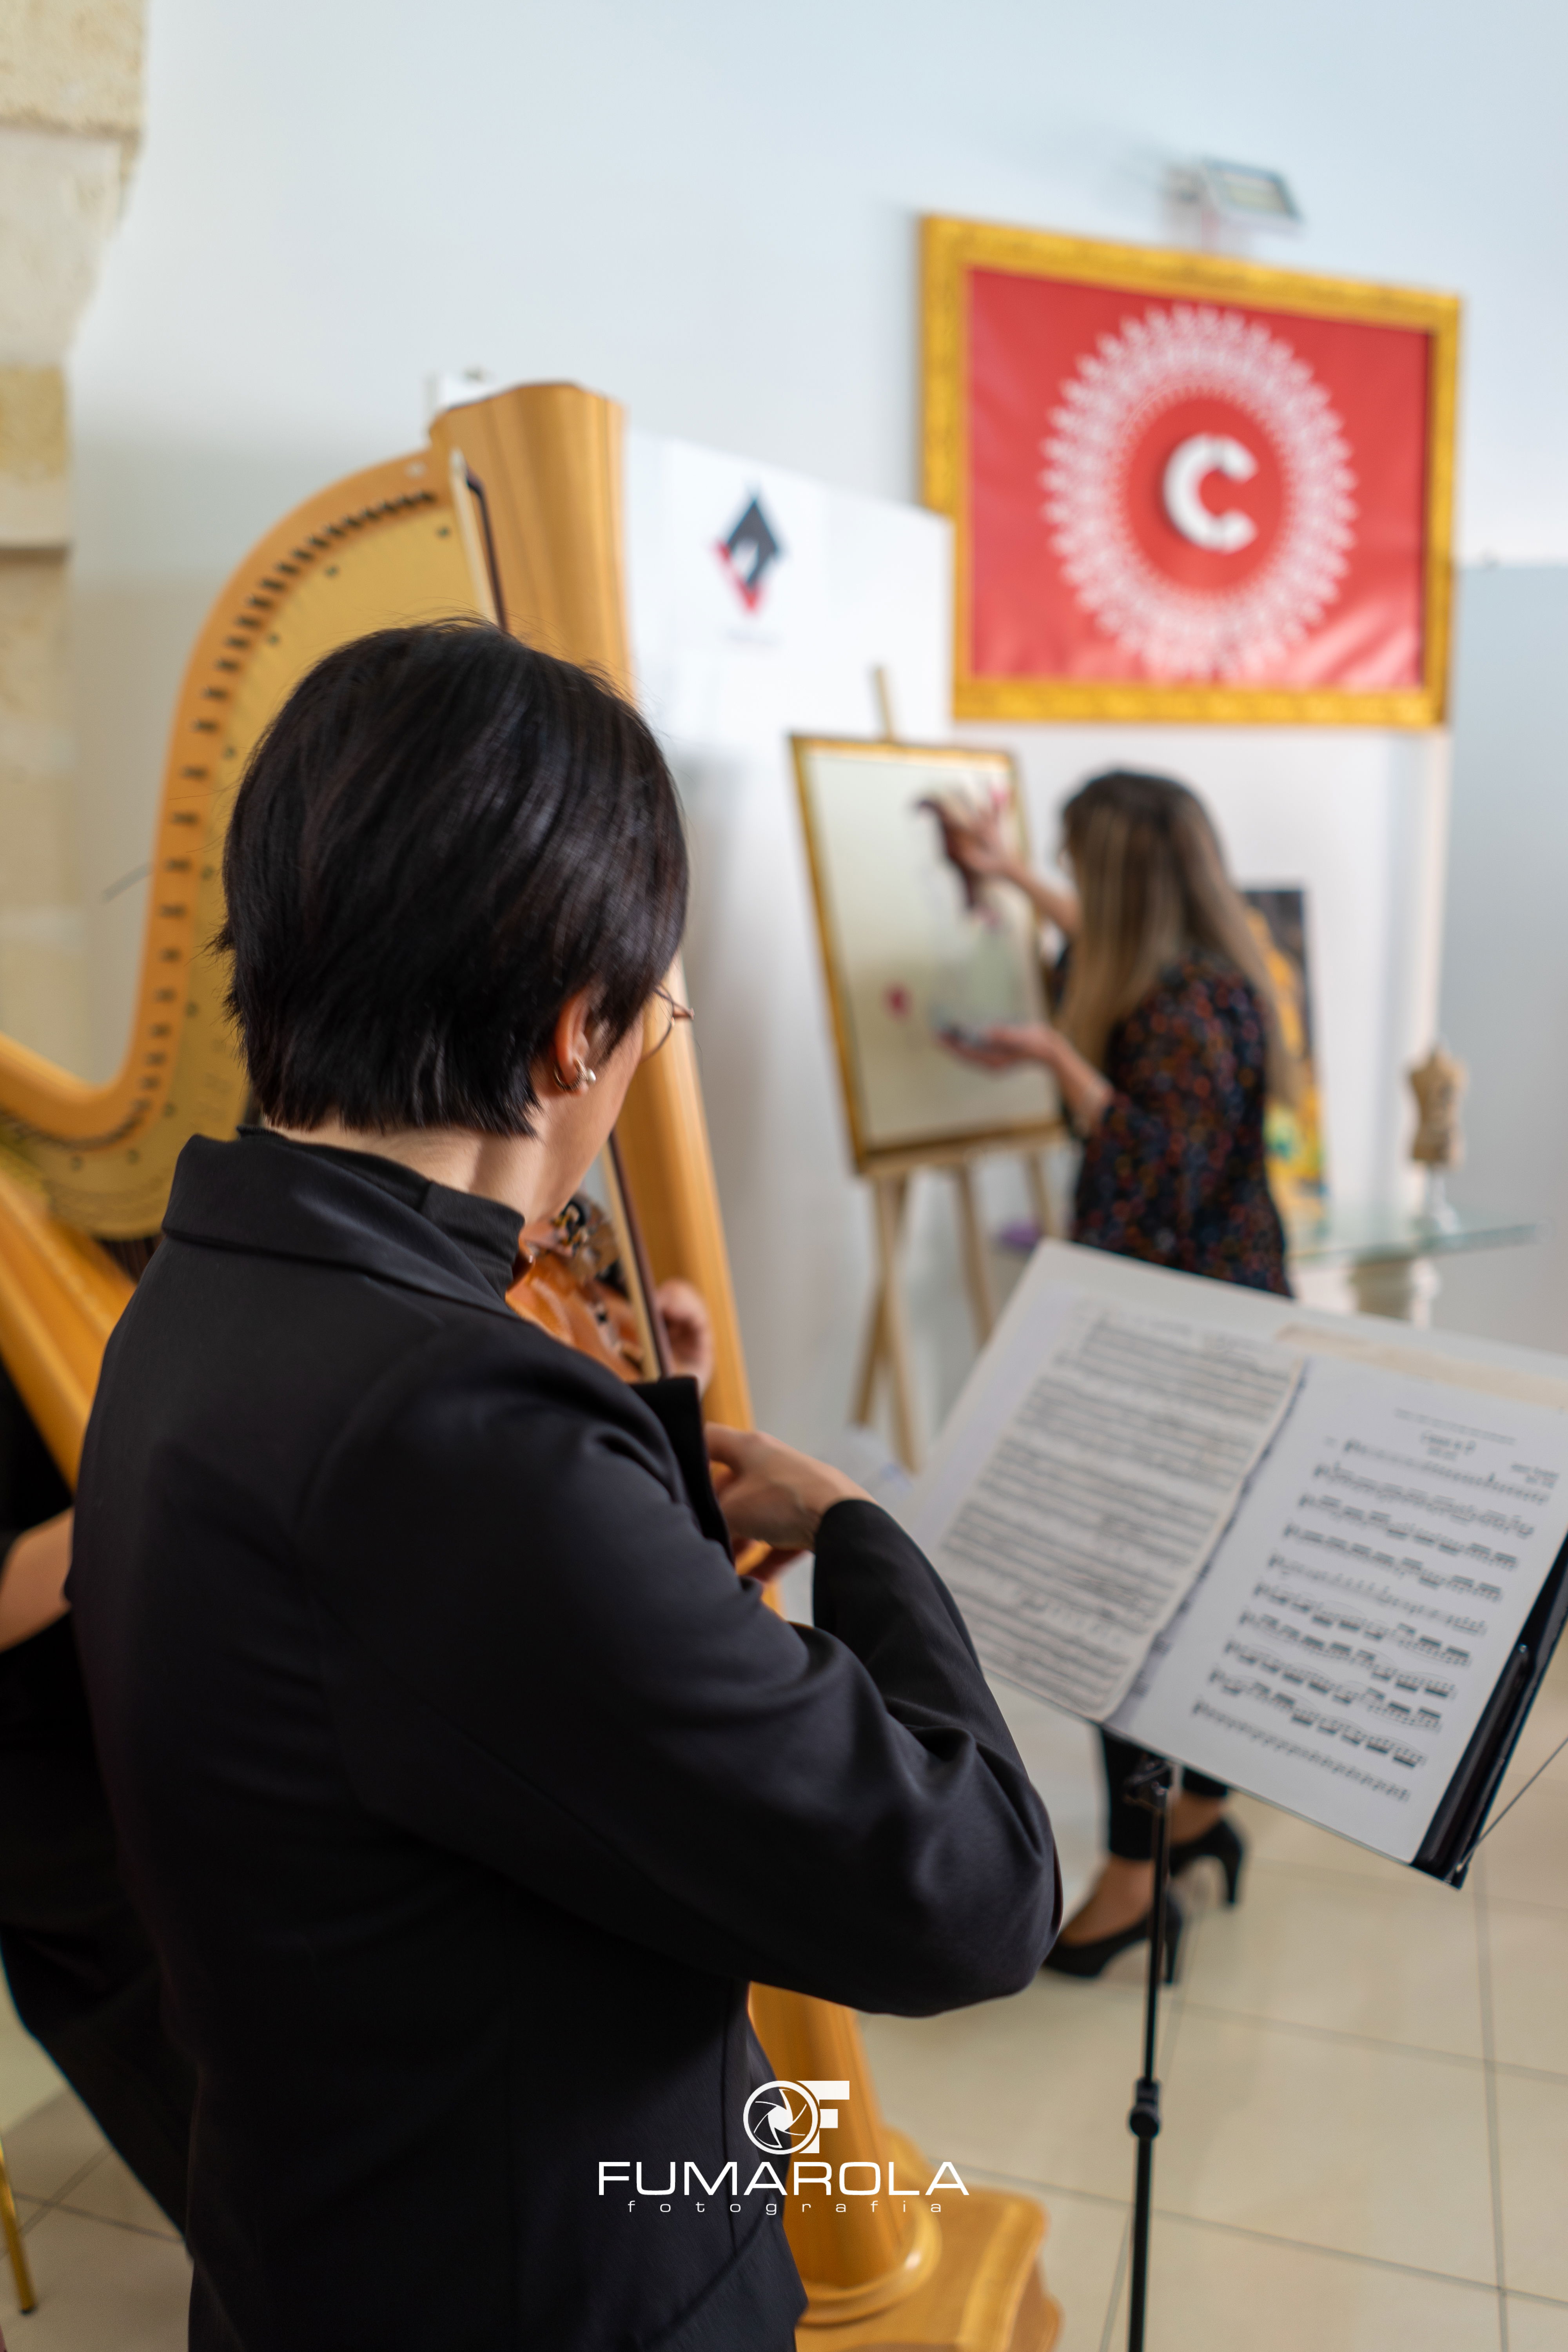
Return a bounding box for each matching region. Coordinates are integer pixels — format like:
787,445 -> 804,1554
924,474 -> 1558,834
55,2147 -> 180,2241
1486,1900 -> 1568,2077
1508,2298 -> 1568,2352
1182,1857 -> 1484,2058
0,1975 -> 66,2138
1103,2214 -> 1503,2352
1156,2009 -> 1497,2282
0,2202 -> 189,2344
967,2175 -> 1127,2352
1477,1777 -> 1568,1912
2,2090 -> 109,2204
861,1974 -> 1177,2203
1495,2071 -> 1568,2303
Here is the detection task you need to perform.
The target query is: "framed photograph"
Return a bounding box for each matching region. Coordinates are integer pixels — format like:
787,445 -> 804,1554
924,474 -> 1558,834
791,737 -> 1060,1171
922,216 -> 1460,726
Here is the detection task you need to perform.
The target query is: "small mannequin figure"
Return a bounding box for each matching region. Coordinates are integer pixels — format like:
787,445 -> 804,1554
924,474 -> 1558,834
1410,1041 -> 1468,1224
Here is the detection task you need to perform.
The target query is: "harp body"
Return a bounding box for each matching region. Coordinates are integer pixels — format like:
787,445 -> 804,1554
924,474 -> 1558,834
0,384 -> 1055,2345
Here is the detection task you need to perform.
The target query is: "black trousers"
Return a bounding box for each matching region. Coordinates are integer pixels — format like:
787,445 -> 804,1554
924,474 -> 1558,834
1100,1731 -> 1228,1863
0,1725 -> 194,2227
0,1360 -> 194,2229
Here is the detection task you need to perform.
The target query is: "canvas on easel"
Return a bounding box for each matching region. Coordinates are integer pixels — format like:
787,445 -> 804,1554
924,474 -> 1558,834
1241,884 -> 1328,1234
792,735 -> 1064,1468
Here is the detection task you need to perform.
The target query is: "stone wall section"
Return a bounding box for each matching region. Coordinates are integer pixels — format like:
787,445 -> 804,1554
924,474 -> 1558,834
0,0 -> 143,1069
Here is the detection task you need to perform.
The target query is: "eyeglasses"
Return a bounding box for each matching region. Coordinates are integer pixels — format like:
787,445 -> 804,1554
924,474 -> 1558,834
644,984 -> 695,1058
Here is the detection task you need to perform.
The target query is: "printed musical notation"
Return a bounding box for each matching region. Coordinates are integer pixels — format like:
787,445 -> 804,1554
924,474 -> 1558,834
1117,1357 -> 1568,1861
919,1293 -> 1301,1717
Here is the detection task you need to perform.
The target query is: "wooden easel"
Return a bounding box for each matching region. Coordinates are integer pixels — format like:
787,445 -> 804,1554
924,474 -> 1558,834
855,1134 -> 1060,1472
855,670 -> 1065,1470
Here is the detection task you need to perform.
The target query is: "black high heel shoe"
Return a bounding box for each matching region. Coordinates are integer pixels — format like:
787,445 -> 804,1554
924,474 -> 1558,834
1169,1816 -> 1245,1906
1043,1887 -> 1183,1983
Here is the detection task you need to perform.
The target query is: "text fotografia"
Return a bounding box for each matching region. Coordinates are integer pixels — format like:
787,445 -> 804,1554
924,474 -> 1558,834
599,2158 -> 968,2212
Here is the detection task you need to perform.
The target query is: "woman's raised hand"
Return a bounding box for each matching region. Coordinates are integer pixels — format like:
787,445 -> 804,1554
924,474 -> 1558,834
704,1425 -> 869,1577
920,794 -> 1013,885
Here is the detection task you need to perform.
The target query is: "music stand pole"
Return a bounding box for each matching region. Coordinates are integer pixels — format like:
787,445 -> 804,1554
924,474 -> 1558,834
1125,1757 -> 1172,2352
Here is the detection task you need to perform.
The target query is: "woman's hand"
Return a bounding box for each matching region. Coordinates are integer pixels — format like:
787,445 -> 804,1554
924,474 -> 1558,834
920,797 -> 1081,935
655,1278 -> 714,1394
938,1020 -> 1114,1129
705,1425 -> 869,1579
920,795 -> 1015,885
0,1509 -> 73,1652
939,1020 -> 1058,1072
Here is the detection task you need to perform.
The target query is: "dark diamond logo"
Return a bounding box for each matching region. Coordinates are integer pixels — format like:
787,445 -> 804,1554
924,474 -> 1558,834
715,493 -> 784,613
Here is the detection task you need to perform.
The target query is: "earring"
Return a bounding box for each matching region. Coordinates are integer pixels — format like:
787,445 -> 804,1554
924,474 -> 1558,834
552,1059 -> 597,1094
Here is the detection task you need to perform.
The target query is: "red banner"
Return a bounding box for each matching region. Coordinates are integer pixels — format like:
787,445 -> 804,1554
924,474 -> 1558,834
924,223 -> 1458,724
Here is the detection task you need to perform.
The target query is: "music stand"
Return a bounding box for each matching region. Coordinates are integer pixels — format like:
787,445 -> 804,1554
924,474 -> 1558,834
1123,1756 -> 1174,2352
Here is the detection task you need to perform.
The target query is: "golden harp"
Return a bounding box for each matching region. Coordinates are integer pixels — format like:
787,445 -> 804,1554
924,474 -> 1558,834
0,382 -> 1058,2348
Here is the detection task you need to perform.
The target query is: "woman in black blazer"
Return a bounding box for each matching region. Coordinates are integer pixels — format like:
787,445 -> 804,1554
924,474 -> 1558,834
69,624 -> 1061,2352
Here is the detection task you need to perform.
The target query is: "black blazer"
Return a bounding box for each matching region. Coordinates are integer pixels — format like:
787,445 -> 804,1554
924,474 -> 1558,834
69,1134 -> 1060,2352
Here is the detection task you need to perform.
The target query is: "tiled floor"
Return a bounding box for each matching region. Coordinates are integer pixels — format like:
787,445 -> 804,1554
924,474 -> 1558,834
862,1639 -> 1568,2351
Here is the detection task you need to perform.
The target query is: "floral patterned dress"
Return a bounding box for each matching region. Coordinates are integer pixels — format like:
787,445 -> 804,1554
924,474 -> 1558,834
1072,949 -> 1289,1296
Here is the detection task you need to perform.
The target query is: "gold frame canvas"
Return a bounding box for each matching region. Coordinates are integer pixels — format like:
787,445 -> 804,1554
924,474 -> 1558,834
922,215 -> 1461,728
792,735 -> 1061,1175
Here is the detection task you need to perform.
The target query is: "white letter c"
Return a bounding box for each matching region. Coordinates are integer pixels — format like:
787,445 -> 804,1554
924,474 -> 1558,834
1162,434 -> 1258,553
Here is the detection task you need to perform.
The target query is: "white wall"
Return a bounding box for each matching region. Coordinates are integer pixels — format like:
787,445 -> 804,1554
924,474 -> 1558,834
62,0 -> 1564,1083
43,0 -> 1556,1397
69,0 -> 1568,568
1433,567 -> 1568,1352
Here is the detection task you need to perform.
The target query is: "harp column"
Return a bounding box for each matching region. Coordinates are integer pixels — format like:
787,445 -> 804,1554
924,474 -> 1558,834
0,6 -> 144,1074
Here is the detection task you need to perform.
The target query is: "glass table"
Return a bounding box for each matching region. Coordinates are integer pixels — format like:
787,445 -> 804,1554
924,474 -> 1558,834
1285,1202 -> 1545,1323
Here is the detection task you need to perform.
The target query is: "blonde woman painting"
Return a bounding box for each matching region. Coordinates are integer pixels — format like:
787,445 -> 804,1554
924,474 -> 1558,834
936,769 -> 1294,1978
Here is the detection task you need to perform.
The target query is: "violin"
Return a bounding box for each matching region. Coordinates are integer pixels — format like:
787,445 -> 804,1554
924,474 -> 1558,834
505,1136 -> 673,1385
506,1192 -> 646,1379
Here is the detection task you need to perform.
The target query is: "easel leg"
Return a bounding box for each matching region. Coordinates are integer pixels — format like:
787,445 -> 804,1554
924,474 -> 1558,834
953,1163 -> 996,1343
872,1176 -> 922,1472
1024,1151 -> 1057,1241
851,1286 -> 885,1427
853,1176 -> 909,1424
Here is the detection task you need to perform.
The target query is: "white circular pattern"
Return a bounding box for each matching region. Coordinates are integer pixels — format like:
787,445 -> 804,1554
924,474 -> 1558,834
1038,304 -> 1358,679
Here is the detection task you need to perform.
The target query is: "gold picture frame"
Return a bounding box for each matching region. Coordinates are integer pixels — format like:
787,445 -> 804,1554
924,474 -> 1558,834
922,215 -> 1461,728
792,734 -> 1062,1176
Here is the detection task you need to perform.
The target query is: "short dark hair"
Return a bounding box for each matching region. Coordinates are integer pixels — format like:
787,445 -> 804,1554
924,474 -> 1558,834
220,622 -> 688,1134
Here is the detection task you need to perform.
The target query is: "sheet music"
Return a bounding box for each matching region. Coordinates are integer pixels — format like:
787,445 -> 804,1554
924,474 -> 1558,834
913,1291 -> 1301,1719
1114,1355 -> 1568,1862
